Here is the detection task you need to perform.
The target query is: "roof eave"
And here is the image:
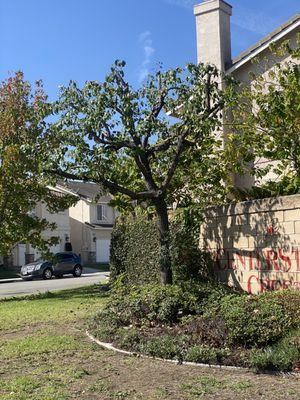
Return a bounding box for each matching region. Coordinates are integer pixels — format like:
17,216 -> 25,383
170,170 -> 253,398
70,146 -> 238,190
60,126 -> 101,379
226,17 -> 300,75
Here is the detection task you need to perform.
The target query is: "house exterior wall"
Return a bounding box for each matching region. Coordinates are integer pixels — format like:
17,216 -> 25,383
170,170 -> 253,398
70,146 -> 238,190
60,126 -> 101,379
194,1 -> 299,190
199,194 -> 300,294
10,202 -> 71,266
69,197 -> 115,264
90,201 -> 115,225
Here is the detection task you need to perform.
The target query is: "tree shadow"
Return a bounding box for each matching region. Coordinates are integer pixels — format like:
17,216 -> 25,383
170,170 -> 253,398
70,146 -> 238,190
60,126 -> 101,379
0,283 -> 110,303
200,195 -> 300,293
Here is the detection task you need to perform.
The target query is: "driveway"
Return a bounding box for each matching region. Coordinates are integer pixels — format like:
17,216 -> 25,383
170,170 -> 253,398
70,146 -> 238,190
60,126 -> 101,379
0,268 -> 109,299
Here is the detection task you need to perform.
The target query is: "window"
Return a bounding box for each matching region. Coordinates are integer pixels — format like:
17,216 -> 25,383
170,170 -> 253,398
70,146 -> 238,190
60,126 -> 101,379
97,204 -> 107,221
56,253 -> 72,262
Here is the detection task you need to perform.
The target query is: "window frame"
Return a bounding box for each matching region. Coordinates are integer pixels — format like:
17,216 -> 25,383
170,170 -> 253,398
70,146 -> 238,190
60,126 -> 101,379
96,204 -> 107,222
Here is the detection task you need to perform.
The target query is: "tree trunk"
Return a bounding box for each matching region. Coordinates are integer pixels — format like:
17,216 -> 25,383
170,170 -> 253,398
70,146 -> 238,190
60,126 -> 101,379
154,197 -> 173,285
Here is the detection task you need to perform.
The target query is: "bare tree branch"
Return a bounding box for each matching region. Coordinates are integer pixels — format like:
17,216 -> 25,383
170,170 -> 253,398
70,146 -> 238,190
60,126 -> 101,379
46,169 -> 157,200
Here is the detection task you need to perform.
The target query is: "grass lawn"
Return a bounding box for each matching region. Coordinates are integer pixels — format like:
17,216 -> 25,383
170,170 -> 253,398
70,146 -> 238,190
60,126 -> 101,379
0,285 -> 299,400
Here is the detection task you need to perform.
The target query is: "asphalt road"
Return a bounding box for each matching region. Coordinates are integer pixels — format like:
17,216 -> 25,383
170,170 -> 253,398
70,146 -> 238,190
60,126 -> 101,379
0,269 -> 109,299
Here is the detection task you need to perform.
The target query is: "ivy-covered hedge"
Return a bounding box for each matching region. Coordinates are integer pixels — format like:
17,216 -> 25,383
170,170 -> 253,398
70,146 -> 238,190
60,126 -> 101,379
110,215 -> 213,285
110,217 -> 161,285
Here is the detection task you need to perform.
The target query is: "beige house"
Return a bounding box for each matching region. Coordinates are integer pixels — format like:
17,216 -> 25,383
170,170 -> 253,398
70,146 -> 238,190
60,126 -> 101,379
8,186 -> 72,267
57,181 -> 116,265
5,182 -> 116,267
194,0 -> 300,188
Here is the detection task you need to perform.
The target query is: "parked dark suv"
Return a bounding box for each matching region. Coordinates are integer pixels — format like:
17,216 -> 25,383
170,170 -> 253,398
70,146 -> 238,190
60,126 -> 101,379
20,252 -> 82,280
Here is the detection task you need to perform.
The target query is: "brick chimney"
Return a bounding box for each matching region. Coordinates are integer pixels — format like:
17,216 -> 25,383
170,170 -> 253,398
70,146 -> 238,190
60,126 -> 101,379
194,0 -> 232,72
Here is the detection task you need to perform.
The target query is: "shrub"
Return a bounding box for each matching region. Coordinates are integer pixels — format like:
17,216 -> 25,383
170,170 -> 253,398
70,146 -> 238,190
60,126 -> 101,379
109,284 -> 197,326
170,222 -> 214,283
89,282 -> 300,372
185,345 -> 231,364
110,215 -> 214,286
115,327 -> 141,352
110,216 -> 161,285
250,330 -> 300,372
219,291 -> 299,347
109,223 -> 127,281
139,335 -> 189,360
180,315 -> 228,348
259,290 -> 300,327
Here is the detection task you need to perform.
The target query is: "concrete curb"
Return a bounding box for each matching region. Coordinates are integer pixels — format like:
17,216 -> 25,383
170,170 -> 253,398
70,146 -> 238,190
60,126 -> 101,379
85,331 -> 247,372
86,331 -> 300,377
0,277 -> 22,284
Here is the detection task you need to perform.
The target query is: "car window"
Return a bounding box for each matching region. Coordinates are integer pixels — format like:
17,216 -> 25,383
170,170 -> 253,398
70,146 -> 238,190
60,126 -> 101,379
56,253 -> 72,262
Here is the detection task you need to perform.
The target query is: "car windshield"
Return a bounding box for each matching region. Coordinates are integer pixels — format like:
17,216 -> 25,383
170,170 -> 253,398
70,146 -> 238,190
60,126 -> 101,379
34,257 -> 44,262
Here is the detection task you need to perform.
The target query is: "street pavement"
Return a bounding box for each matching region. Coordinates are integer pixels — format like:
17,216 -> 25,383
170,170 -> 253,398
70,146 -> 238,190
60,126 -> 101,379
0,268 -> 109,299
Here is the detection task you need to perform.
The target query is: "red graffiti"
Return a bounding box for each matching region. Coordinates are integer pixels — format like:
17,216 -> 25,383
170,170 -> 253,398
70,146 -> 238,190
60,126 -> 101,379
213,247 -> 300,293
213,247 -> 298,273
247,274 -> 300,294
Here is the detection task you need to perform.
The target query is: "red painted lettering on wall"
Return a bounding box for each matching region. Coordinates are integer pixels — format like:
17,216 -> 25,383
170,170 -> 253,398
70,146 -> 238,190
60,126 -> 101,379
211,247 -> 300,293
278,249 -> 292,272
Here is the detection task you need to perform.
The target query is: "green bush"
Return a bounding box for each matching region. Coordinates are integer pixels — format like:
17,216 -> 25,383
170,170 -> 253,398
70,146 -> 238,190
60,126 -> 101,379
250,330 -> 300,371
219,291 -> 299,347
89,283 -> 300,372
139,335 -> 189,360
185,345 -> 231,364
170,223 -> 214,283
115,327 -> 141,352
110,215 -> 213,286
110,216 -> 161,285
108,284 -> 198,326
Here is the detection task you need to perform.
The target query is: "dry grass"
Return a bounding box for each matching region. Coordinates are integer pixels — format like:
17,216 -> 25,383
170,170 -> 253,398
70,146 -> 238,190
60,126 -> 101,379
0,285 -> 299,399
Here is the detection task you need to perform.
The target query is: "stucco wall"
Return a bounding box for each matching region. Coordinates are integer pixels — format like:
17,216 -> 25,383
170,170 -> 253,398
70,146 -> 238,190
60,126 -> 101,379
199,194 -> 300,294
229,30 -> 299,189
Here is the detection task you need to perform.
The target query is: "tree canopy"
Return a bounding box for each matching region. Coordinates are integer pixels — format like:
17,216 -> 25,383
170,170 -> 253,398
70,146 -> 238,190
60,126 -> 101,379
47,61 -> 235,283
0,72 -> 74,258
227,40 -> 300,197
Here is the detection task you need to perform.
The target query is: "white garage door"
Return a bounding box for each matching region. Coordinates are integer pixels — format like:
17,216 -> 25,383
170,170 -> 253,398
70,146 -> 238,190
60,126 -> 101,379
96,239 -> 110,263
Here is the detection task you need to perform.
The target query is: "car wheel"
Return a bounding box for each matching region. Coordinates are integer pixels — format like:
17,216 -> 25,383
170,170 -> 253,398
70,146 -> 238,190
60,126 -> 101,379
73,265 -> 82,277
43,268 -> 53,280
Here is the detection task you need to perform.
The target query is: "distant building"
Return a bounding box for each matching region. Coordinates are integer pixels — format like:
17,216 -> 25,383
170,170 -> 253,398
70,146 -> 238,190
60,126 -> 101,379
5,182 -> 117,267
58,181 -> 117,265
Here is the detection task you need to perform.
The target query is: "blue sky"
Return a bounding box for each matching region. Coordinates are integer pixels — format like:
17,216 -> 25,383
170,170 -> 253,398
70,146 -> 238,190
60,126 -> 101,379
0,0 -> 298,99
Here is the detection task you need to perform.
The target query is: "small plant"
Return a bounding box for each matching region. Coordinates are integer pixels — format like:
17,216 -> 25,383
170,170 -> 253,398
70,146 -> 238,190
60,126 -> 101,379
219,294 -> 292,346
250,330 -> 300,371
116,327 -> 140,351
185,345 -> 231,364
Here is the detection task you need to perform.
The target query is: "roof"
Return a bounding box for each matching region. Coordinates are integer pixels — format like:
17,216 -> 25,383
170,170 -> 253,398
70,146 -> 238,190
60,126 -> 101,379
228,13 -> 300,73
57,181 -> 108,201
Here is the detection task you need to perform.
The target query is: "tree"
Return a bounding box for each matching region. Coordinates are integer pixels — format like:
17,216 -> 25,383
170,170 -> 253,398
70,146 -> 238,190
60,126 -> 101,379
48,62 -> 234,284
227,40 -> 300,195
0,72 -> 74,259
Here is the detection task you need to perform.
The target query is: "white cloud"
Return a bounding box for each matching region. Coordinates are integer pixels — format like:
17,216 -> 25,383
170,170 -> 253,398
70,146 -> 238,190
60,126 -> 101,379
233,5 -> 279,36
138,30 -> 155,83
